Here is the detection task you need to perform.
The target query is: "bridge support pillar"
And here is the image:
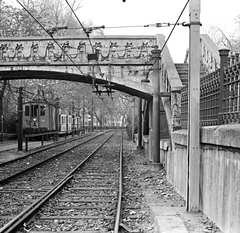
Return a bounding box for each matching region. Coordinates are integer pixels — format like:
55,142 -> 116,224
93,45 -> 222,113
148,99 -> 153,161
151,46 -> 161,171
131,98 -> 135,142
137,98 -> 143,150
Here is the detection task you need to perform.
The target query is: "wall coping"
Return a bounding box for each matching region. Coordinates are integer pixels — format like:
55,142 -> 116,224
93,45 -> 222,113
172,125 -> 240,148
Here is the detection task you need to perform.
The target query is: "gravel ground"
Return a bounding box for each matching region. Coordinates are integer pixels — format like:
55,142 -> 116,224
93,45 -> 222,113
123,137 -> 222,233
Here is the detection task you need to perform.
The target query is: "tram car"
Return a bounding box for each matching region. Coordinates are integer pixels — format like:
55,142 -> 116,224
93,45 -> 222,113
23,101 -> 57,134
72,114 -> 81,131
23,101 -> 81,135
59,114 -> 81,134
59,114 -> 72,133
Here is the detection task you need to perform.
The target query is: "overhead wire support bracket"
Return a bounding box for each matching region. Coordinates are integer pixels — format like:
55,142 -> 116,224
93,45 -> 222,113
46,26 -> 68,36
85,25 -> 105,36
182,21 -> 202,27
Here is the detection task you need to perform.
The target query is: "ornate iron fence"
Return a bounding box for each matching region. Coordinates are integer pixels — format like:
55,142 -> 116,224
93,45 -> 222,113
181,50 -> 240,129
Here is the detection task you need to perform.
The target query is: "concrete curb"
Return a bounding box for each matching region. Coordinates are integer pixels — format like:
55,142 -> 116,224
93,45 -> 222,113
150,206 -> 188,233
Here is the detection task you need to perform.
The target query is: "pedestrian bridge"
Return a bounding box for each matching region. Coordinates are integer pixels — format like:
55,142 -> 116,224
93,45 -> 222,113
0,34 -> 163,99
0,33 -> 218,134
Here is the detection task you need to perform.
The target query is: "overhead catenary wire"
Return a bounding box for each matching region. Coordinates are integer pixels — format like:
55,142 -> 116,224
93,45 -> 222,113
102,22 -> 185,29
15,0 -> 85,76
65,0 -> 95,54
64,0 -> 113,106
149,0 -> 190,71
5,22 -> 186,34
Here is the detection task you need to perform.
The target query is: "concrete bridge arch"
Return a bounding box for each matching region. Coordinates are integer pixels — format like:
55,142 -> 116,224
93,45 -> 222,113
0,68 -> 153,100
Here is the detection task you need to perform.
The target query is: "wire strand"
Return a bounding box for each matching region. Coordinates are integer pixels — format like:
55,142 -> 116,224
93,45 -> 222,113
149,0 -> 189,70
16,0 -> 85,76
65,0 -> 95,53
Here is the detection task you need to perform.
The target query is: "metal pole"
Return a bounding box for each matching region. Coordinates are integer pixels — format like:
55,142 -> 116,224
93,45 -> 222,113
148,99 -> 153,161
137,98 -> 143,150
1,114 -> 3,143
91,96 -> 94,132
55,97 -> 60,141
187,0 -> 201,212
131,98 -> 135,142
151,46 -> 161,168
82,96 -> 85,130
18,86 -> 23,151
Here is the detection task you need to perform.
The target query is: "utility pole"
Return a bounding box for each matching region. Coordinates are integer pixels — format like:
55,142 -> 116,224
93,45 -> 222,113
18,84 -> 23,151
91,96 -> 94,132
18,24 -> 24,151
82,96 -> 85,131
187,0 -> 201,212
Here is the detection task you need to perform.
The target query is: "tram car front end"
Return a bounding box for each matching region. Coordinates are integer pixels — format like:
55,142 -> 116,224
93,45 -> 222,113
23,101 -> 57,134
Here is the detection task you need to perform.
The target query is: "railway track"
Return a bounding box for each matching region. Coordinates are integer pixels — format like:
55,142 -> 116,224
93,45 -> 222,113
0,130 -> 152,232
0,132 -> 100,166
0,131 -> 118,232
0,132 -> 107,183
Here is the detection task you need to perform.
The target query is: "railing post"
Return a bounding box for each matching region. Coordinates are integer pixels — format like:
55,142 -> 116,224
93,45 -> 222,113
218,49 -> 230,124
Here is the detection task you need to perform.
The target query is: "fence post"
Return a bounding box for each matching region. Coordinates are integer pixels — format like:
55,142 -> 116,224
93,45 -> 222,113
218,49 -> 230,124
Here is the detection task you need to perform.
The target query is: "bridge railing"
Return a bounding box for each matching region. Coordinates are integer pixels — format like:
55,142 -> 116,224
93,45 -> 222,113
156,35 -> 184,132
181,49 -> 240,129
200,34 -> 220,73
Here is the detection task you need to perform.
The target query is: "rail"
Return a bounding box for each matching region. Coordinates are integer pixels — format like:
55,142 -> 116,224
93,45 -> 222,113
0,132 -> 115,233
114,131 -> 123,232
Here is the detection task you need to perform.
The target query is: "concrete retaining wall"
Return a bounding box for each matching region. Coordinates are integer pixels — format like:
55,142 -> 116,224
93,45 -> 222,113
162,125 -> 240,233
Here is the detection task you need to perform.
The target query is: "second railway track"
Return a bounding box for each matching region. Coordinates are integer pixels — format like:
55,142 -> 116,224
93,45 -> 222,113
0,131 -> 119,232
0,130 -> 154,233
0,131 -> 107,183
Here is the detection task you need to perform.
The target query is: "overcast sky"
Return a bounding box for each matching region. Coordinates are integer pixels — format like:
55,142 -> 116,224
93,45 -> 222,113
12,0 -> 240,63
